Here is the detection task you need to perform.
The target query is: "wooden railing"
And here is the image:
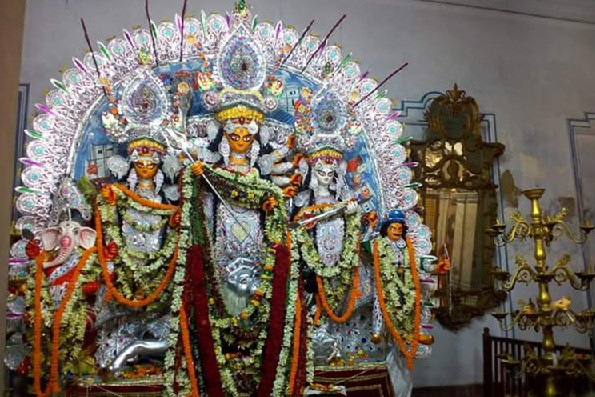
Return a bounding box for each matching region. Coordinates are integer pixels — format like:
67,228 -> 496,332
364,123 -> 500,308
483,327 -> 593,397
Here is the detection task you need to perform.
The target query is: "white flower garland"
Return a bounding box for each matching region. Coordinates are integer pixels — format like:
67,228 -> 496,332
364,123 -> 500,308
378,237 -> 416,335
98,188 -> 179,301
190,164 -> 296,396
163,168 -> 192,397
272,241 -> 300,395
294,209 -> 361,279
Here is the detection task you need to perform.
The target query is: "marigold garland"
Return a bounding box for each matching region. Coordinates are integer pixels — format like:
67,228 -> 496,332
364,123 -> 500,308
33,247 -> 97,397
112,183 -> 179,211
179,303 -> 200,397
315,266 -> 360,323
373,236 -> 421,369
313,293 -> 322,326
95,205 -> 179,307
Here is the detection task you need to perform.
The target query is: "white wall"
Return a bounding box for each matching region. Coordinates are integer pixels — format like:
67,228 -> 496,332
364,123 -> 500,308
18,0 -> 595,388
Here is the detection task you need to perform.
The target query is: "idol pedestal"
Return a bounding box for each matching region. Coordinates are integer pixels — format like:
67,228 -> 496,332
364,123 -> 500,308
66,363 -> 394,397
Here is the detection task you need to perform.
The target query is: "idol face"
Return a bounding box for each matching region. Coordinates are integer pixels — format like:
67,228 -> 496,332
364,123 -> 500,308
314,161 -> 335,187
223,118 -> 258,155
133,158 -> 159,179
224,127 -> 255,154
386,222 -> 403,241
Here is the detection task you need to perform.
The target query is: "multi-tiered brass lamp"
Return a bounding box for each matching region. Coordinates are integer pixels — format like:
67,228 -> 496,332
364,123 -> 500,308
486,188 -> 594,396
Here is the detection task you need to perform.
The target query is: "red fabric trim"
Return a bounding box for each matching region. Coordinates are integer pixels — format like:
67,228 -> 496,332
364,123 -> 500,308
256,243 -> 291,397
295,281 -> 309,396
187,244 -> 225,397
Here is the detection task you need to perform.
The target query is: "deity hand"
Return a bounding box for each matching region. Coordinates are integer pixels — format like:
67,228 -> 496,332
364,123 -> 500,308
25,239 -> 41,259
345,199 -> 359,215
262,196 -> 277,212
286,133 -> 296,149
258,141 -> 295,186
300,211 -> 318,230
282,185 -> 297,198
191,161 -> 204,176
101,185 -> 117,205
169,211 -> 181,228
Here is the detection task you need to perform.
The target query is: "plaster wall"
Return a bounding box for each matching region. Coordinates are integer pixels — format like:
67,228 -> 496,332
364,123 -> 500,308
17,0 -> 595,388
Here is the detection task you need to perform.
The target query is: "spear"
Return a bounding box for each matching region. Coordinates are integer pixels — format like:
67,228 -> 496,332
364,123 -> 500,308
353,62 -> 408,108
80,18 -> 101,78
145,0 -> 159,66
301,14 -> 346,72
80,18 -> 106,96
178,0 -> 188,62
279,19 -> 314,67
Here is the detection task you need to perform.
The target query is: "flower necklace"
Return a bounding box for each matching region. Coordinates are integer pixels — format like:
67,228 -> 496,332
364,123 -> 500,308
293,207 -> 361,279
186,164 -> 297,396
373,236 -> 422,369
98,183 -> 180,301
96,184 -> 180,307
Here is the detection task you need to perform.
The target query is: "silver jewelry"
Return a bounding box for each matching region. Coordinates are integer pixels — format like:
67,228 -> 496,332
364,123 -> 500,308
249,140 -> 260,167
107,155 -> 130,180
162,154 -> 182,183
153,169 -> 164,194
219,138 -> 231,166
127,168 -> 138,191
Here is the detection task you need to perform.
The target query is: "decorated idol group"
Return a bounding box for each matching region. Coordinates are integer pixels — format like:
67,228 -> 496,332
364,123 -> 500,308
6,2 -> 437,396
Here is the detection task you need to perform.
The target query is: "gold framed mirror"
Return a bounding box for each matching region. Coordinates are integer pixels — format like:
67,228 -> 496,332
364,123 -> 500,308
409,84 -> 507,330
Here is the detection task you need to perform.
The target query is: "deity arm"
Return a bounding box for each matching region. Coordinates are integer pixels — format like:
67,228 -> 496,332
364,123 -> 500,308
258,146 -> 294,178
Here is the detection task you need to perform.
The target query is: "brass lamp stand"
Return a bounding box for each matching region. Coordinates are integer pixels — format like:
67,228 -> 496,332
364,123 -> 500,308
486,188 -> 594,397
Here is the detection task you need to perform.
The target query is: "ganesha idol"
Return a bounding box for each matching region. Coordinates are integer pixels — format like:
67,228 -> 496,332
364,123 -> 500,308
8,2 -> 437,396
39,179 -> 96,309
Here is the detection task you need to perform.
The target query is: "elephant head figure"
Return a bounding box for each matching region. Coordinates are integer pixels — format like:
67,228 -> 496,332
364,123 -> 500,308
41,221 -> 97,269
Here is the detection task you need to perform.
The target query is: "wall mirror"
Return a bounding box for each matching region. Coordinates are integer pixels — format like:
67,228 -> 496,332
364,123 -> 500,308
408,84 -> 507,330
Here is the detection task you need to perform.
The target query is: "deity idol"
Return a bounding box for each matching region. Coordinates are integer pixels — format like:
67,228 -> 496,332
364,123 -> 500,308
294,148 -> 357,263
94,134 -> 180,371
375,211 -> 436,369
207,103 -> 269,316
294,147 -> 391,367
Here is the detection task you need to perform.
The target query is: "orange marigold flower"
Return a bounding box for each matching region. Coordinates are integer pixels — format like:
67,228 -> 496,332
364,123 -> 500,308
101,185 -> 117,205
191,161 -> 204,176
261,197 -> 277,212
